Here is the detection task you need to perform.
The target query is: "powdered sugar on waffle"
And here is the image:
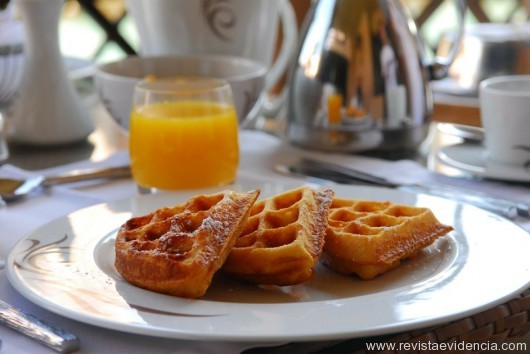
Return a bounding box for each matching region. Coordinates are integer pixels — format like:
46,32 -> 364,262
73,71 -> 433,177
314,189 -> 334,223
201,216 -> 228,244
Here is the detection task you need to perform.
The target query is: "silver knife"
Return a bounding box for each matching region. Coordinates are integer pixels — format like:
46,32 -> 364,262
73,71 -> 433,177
0,299 -> 80,353
275,159 -> 530,219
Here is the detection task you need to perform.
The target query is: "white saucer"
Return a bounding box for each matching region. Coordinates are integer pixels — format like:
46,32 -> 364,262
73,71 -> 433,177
438,143 -> 530,182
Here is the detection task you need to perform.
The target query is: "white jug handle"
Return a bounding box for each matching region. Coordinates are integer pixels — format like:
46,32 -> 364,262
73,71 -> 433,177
261,0 -> 297,117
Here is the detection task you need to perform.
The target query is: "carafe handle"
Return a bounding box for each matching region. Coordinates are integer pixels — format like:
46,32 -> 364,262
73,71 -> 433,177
427,0 -> 467,80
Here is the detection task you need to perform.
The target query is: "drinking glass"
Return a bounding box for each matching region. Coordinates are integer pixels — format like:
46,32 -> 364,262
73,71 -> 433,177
129,77 -> 239,193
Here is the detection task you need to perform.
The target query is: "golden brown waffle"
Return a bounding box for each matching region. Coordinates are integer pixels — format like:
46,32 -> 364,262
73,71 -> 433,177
115,189 -> 260,298
222,186 -> 334,286
322,197 -> 453,280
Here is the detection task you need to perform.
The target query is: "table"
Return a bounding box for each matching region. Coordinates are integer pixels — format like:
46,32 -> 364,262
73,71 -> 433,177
433,92 -> 481,128
0,102 -> 473,176
1,102 -> 529,354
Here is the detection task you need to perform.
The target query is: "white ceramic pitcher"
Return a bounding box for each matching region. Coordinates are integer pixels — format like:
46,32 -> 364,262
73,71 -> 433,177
9,0 -> 93,145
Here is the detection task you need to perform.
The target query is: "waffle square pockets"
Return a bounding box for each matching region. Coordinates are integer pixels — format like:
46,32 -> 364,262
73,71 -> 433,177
222,186 -> 334,286
321,197 -> 453,280
115,189 -> 260,298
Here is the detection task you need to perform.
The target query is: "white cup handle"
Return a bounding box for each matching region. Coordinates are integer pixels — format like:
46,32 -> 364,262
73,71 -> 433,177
261,0 -> 297,117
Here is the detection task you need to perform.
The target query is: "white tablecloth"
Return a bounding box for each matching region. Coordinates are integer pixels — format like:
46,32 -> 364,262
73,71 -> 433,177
1,130 -> 529,353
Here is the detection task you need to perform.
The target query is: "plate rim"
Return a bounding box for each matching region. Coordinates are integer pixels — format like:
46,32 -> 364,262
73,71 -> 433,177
6,182 -> 530,342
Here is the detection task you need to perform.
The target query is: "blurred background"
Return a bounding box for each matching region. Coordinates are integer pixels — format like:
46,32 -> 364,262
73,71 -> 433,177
1,0 -> 529,133
49,0 -> 530,64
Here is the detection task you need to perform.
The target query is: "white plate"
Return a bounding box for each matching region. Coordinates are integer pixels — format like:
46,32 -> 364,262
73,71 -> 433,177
6,182 -> 530,342
438,143 -> 530,182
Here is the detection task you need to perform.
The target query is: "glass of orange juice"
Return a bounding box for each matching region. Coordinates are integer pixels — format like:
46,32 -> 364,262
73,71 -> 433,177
129,77 -> 239,193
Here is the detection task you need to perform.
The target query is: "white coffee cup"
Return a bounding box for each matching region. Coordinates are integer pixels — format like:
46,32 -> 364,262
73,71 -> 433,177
125,0 -> 297,116
479,75 -> 530,166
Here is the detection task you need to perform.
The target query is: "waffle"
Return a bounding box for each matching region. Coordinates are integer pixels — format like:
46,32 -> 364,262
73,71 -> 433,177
222,186 -> 334,285
115,189 -> 260,298
322,197 -> 453,280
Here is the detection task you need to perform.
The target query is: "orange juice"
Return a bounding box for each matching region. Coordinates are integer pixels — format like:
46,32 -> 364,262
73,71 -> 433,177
129,100 -> 239,190
327,93 -> 343,124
